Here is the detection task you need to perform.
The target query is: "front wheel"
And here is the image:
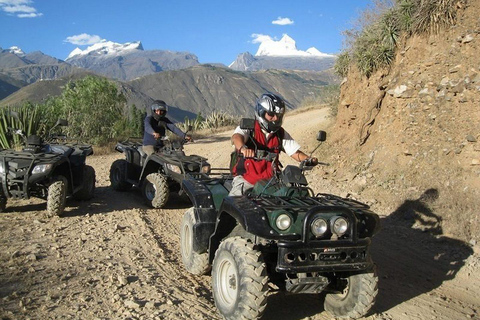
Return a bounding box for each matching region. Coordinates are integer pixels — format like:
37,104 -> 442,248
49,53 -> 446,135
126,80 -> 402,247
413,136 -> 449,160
324,269 -> 378,319
46,175 -> 67,218
212,237 -> 268,320
180,207 -> 210,275
142,173 -> 169,208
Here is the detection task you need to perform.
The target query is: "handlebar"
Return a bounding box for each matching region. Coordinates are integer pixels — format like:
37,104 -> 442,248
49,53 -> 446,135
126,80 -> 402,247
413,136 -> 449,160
239,149 -> 278,162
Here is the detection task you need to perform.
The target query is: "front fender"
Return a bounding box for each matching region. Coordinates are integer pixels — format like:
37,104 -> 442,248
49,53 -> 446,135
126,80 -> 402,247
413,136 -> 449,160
139,157 -> 166,181
208,196 -> 294,263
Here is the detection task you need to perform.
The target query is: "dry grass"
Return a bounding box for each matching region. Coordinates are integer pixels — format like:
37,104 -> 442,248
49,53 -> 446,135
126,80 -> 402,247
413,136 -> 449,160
336,0 -> 465,78
413,0 -> 461,34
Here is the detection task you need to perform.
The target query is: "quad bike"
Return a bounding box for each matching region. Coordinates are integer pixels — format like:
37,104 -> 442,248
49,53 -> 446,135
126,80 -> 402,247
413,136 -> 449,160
109,128 -> 211,208
179,118 -> 380,319
0,119 -> 96,217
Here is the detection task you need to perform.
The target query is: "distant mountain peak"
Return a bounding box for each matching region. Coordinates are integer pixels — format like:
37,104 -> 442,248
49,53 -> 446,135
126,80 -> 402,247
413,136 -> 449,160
8,46 -> 26,57
66,40 -> 144,60
228,52 -> 255,69
255,34 -> 334,58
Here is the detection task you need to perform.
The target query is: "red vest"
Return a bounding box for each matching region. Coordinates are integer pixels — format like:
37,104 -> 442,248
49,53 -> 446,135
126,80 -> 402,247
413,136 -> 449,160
233,121 -> 283,185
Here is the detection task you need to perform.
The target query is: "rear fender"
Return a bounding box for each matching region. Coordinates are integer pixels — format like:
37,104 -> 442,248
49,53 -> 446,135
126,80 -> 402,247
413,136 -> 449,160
125,148 -> 142,167
182,178 -> 217,253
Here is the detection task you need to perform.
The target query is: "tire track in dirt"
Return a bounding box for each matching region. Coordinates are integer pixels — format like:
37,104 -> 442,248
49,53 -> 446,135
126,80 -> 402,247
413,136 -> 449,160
133,207 -> 219,319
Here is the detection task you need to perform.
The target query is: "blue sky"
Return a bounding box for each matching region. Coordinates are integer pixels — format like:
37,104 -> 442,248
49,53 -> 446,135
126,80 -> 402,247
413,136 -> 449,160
0,0 -> 372,65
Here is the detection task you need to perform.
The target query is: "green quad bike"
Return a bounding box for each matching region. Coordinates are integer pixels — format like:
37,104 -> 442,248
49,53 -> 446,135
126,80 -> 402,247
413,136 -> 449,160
0,119 -> 96,217
109,129 -> 211,208
180,119 -> 380,319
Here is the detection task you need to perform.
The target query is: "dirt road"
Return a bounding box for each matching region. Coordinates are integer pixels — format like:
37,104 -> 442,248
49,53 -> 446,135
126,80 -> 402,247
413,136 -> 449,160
1,108 -> 479,320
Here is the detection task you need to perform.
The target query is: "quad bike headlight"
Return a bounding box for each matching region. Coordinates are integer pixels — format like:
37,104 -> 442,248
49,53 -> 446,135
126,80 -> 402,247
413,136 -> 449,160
311,218 -> 328,237
166,163 -> 181,174
331,216 -> 349,236
201,164 -> 211,174
32,163 -> 53,174
275,213 -> 292,231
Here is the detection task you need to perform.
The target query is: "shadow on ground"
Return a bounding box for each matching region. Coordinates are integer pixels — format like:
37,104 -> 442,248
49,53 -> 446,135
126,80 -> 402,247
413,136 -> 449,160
65,186 -> 192,217
371,188 -> 473,314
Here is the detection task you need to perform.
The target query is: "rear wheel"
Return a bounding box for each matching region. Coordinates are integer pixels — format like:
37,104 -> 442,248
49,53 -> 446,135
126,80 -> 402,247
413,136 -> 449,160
180,207 -> 210,275
110,159 -> 132,191
212,237 -> 268,320
142,172 -> 169,208
0,188 -> 7,212
74,165 -> 95,200
324,269 -> 378,319
46,175 -> 67,217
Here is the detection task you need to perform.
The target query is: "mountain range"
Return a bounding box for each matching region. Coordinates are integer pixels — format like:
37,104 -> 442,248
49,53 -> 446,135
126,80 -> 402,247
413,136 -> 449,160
0,36 -> 339,120
65,41 -> 200,81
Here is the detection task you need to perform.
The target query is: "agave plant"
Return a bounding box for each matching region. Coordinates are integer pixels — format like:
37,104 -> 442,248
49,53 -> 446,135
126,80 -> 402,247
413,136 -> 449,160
201,111 -> 237,130
0,104 -> 45,149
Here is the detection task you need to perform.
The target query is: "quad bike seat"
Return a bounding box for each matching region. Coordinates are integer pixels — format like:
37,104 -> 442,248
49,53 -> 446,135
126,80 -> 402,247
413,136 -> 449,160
50,145 -> 75,157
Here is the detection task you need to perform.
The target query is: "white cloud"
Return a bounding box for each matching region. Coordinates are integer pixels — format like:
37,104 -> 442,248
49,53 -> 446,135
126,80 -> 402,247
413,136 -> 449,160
0,0 -> 42,18
18,12 -> 41,18
272,17 -> 294,26
64,33 -> 104,46
251,34 -> 276,44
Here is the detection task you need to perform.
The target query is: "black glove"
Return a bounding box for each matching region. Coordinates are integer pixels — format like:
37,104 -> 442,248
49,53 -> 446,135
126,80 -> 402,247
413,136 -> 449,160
305,157 -> 318,166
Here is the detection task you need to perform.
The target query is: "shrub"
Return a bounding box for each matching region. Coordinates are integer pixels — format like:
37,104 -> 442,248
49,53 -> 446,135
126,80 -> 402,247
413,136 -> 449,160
336,0 -> 462,78
59,76 -> 127,144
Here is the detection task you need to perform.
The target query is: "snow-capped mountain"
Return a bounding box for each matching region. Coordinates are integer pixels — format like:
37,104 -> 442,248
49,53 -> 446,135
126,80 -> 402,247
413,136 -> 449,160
229,34 -> 337,72
0,46 -> 68,70
65,40 -> 199,81
255,34 -> 334,58
7,46 -> 26,57
66,41 -> 144,60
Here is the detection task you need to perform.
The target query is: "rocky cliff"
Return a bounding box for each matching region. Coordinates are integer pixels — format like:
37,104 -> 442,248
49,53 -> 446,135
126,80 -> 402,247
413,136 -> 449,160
323,0 -> 479,243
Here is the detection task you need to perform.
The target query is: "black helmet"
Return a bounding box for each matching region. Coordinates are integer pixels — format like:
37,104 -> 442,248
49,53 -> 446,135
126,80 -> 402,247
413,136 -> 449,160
151,100 -> 168,120
254,93 -> 286,133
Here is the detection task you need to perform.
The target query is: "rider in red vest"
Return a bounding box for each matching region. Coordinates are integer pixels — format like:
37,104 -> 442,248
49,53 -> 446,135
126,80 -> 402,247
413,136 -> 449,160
230,93 -> 318,196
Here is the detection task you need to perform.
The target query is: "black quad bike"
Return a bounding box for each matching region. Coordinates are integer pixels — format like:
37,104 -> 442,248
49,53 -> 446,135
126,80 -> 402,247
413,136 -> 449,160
109,130 -> 211,208
0,119 -> 96,217
180,119 -> 380,319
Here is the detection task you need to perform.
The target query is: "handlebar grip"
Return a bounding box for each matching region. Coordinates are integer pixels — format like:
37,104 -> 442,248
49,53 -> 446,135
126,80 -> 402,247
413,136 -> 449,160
303,158 -> 319,167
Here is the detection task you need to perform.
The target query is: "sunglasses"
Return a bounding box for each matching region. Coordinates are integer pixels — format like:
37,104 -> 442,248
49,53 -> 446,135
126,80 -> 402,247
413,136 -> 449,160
266,111 -> 281,117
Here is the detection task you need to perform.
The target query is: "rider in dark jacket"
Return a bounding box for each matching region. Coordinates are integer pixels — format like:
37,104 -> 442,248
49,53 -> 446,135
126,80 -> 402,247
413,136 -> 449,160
142,100 -> 191,155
